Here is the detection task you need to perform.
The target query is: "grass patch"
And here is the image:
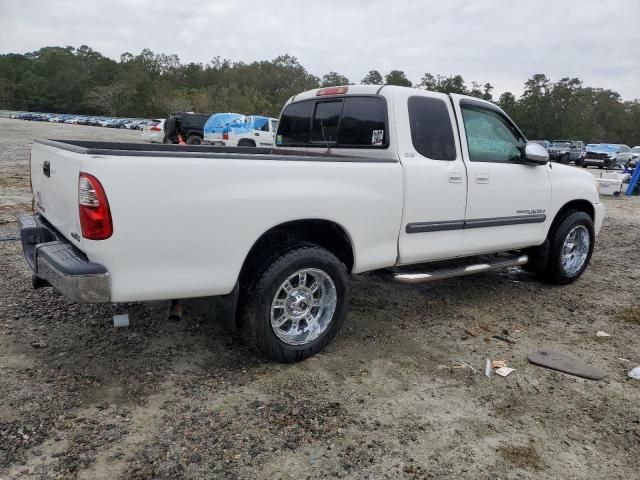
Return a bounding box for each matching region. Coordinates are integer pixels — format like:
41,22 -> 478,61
497,444 -> 542,470
616,305 -> 640,324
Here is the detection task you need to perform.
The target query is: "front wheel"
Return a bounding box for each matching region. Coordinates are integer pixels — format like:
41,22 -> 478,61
186,135 -> 202,145
537,211 -> 594,285
240,243 -> 350,362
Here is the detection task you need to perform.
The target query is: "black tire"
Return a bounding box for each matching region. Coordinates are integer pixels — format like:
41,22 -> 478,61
582,163 -> 588,168
240,242 -> 350,362
237,139 -> 256,147
575,158 -> 583,167
562,154 -> 569,164
537,211 -> 594,285
186,135 -> 202,145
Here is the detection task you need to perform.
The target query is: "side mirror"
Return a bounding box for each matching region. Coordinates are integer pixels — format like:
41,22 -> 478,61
524,142 -> 549,165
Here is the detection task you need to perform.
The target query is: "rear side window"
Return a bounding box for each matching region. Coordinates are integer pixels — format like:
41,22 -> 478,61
277,101 -> 314,144
408,96 -> 456,160
277,96 -> 387,148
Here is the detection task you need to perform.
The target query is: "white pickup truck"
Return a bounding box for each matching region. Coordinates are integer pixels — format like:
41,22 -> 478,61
20,85 -> 604,362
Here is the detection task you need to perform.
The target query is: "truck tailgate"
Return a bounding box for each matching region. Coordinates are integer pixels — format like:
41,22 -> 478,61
30,141 -> 84,248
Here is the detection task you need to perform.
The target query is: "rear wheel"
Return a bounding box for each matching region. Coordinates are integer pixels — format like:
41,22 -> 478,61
536,211 -> 594,285
186,135 -> 202,145
240,242 -> 350,362
238,139 -> 256,147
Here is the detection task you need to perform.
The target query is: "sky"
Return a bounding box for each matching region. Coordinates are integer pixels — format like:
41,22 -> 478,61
1,0 -> 639,100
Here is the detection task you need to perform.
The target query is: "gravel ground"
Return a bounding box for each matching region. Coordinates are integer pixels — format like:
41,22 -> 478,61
1,118 -> 639,479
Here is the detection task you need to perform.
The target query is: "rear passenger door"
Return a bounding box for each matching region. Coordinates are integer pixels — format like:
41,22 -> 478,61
397,91 -> 469,264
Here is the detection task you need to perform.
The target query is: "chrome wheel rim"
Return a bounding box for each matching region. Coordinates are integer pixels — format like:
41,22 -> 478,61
561,225 -> 590,276
270,268 -> 337,346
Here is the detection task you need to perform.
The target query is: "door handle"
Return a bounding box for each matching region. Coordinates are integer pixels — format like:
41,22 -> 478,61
475,173 -> 489,184
448,173 -> 463,183
43,161 -> 51,177
254,132 -> 259,136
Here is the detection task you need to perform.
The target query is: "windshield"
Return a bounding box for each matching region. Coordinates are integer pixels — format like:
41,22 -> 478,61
551,141 -> 571,148
589,143 -> 619,153
632,146 -> 640,154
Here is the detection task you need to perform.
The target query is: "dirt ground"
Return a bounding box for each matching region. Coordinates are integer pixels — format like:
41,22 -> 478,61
0,118 -> 639,479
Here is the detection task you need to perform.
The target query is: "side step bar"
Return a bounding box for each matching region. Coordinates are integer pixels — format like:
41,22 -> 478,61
384,255 -> 528,284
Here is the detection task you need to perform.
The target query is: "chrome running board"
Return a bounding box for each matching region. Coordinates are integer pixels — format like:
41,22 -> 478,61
386,254 -> 528,284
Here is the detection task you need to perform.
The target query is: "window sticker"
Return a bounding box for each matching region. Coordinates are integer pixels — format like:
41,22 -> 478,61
276,134 -> 283,145
371,130 -> 384,145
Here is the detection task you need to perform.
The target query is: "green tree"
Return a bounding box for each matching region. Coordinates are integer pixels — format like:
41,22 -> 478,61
361,70 -> 383,85
320,71 -> 350,87
385,70 -> 412,87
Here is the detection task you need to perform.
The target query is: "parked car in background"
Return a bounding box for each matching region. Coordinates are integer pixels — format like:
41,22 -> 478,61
208,115 -> 278,147
548,139 -> 584,164
203,113 -> 245,145
141,119 -> 165,143
531,140 -> 551,151
164,112 -> 211,144
627,146 -> 639,169
583,143 -> 633,169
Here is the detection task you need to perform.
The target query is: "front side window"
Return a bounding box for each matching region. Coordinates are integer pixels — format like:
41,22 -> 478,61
408,96 -> 456,160
461,104 -> 525,163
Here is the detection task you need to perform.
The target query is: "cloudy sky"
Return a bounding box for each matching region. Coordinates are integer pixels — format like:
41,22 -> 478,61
1,0 -> 639,99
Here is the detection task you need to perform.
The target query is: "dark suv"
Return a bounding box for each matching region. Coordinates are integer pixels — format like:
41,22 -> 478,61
163,112 -> 211,144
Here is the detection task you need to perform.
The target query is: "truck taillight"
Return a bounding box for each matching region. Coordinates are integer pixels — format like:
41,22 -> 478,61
78,172 -> 112,240
223,131 -> 229,140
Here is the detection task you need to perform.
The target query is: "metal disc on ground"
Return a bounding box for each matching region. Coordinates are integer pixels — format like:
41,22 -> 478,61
528,349 -> 606,380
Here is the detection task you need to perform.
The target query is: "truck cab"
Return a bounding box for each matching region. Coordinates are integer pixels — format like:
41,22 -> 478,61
276,85 -> 602,264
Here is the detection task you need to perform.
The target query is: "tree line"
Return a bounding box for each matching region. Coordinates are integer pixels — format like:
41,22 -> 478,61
1,46 -> 639,145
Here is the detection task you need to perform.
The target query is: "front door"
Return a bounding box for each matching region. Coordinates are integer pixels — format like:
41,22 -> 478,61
450,96 -> 552,254
397,91 -> 468,264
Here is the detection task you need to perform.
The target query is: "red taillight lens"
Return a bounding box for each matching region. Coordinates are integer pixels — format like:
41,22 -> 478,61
150,125 -> 161,131
78,173 -> 112,240
317,86 -> 348,96
223,131 -> 229,140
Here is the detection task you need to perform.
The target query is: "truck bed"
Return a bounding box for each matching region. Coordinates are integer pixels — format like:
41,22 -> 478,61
35,139 -> 395,163
29,138 -> 404,301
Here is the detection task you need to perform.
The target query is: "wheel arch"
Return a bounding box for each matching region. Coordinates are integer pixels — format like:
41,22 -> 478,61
184,130 -> 203,139
232,219 -> 355,331
239,219 -> 355,284
549,199 -> 595,234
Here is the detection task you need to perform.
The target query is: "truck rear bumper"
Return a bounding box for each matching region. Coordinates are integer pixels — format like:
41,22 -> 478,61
19,214 -> 111,302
